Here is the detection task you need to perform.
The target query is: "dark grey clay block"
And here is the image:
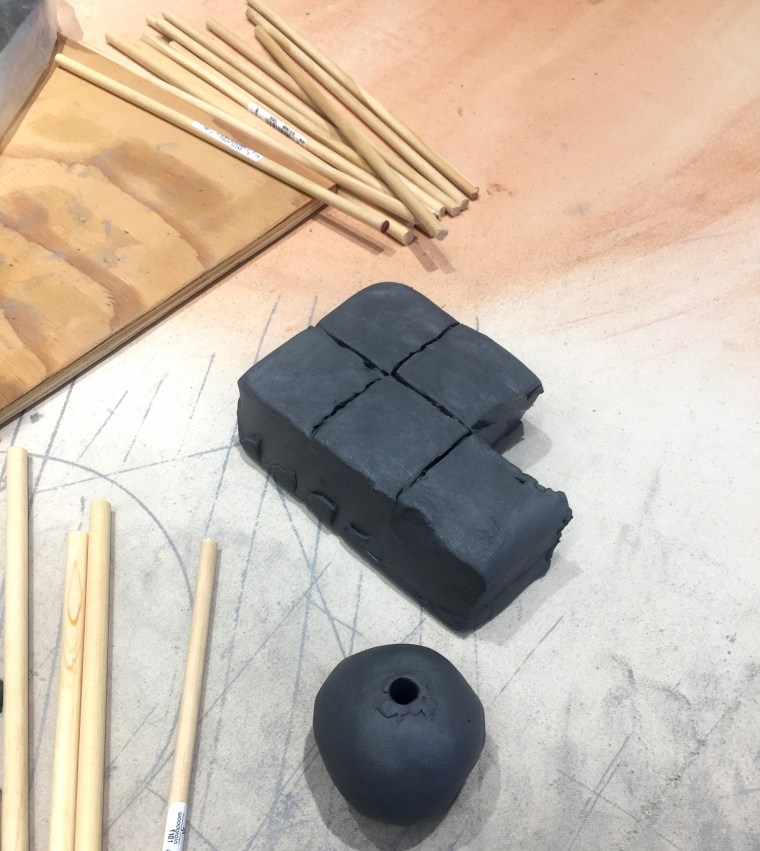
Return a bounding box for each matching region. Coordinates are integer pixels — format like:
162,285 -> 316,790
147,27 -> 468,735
386,435 -> 572,631
396,323 -> 543,446
313,645 -> 485,825
318,281 -> 456,372
237,282 -> 571,630
312,377 -> 467,559
237,326 -> 381,491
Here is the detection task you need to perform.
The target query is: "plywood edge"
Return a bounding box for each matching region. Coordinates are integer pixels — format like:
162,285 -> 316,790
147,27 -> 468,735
0,198 -> 323,428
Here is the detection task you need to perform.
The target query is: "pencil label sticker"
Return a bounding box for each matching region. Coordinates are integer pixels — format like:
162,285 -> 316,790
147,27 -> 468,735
247,101 -> 308,146
191,121 -> 263,162
163,801 -> 188,850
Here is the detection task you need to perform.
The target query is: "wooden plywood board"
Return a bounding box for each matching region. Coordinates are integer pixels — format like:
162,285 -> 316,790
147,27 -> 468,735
0,39 -> 327,427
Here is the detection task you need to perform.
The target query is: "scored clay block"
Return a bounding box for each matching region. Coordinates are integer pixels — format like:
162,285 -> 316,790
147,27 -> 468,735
386,435 -> 572,631
396,323 -> 543,446
318,281 -> 455,372
312,377 -> 468,560
237,326 -> 381,491
237,282 -> 572,630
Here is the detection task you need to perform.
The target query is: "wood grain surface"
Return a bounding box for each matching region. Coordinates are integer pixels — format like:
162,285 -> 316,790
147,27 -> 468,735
0,39 -> 324,427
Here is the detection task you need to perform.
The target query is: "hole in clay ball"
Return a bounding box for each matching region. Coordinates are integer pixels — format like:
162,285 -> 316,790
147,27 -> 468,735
389,677 -> 419,705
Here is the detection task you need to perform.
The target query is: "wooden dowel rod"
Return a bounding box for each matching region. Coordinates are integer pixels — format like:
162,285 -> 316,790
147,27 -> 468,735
162,11 -> 313,121
254,13 -> 466,214
149,33 -> 357,163
111,33 -> 436,220
49,532 -> 89,851
114,33 -> 420,215
2,446 -> 29,851
335,190 -> 413,246
206,17 -> 308,102
119,56 -> 413,222
254,25 -> 446,239
74,500 -> 111,851
55,55 -> 411,243
161,540 -> 217,849
246,8 -> 456,215
110,33 -> 247,117
248,0 -> 478,199
147,15 -> 340,143
145,37 -> 253,107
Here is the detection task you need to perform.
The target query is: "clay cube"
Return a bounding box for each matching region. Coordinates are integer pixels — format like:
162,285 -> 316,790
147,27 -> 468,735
237,326 -> 381,491
396,323 -> 543,446
311,377 -> 468,559
318,281 -> 455,373
387,435 -> 571,630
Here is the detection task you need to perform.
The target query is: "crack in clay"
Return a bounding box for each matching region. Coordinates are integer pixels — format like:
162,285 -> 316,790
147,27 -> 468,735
319,327 -> 385,372
393,372 -> 469,430
391,321 -> 459,374
395,432 -> 470,500
310,377 -> 382,436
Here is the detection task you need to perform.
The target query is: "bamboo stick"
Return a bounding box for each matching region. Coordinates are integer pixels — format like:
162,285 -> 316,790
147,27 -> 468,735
253,13 -> 467,213
75,500 -> 111,851
254,25 -> 446,239
247,8 -> 456,215
161,540 -> 217,851
162,12 -> 312,119
207,17 -> 308,101
147,15 -> 341,143
2,446 -> 29,851
248,0 -> 478,199
55,55 -> 412,243
49,532 -> 89,851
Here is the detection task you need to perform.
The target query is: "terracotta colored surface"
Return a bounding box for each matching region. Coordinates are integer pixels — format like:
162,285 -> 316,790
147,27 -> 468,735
1,1 -> 758,849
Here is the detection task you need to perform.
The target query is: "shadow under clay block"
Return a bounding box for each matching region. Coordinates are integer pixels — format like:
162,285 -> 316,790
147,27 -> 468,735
237,282 -> 572,631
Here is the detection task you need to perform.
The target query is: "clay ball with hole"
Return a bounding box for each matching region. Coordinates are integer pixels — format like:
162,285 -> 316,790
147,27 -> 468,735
313,644 -> 486,825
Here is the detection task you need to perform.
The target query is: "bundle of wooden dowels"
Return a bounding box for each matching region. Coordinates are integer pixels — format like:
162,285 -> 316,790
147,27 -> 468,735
1,447 -> 218,851
54,0 -> 478,246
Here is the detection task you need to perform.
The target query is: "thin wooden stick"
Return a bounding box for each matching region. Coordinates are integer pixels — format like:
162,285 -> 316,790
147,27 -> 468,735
207,17 -> 308,101
147,15 -> 340,143
248,0 -> 478,199
254,25 -> 446,239
109,33 -> 245,115
116,48 -> 413,222
55,55 -> 412,243
149,34 -> 354,159
49,532 -> 89,851
160,540 -> 217,850
252,12 -> 467,214
246,8 -> 456,215
74,500 -> 111,851
2,446 -> 29,851
111,34 -> 439,219
162,12 -> 312,119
